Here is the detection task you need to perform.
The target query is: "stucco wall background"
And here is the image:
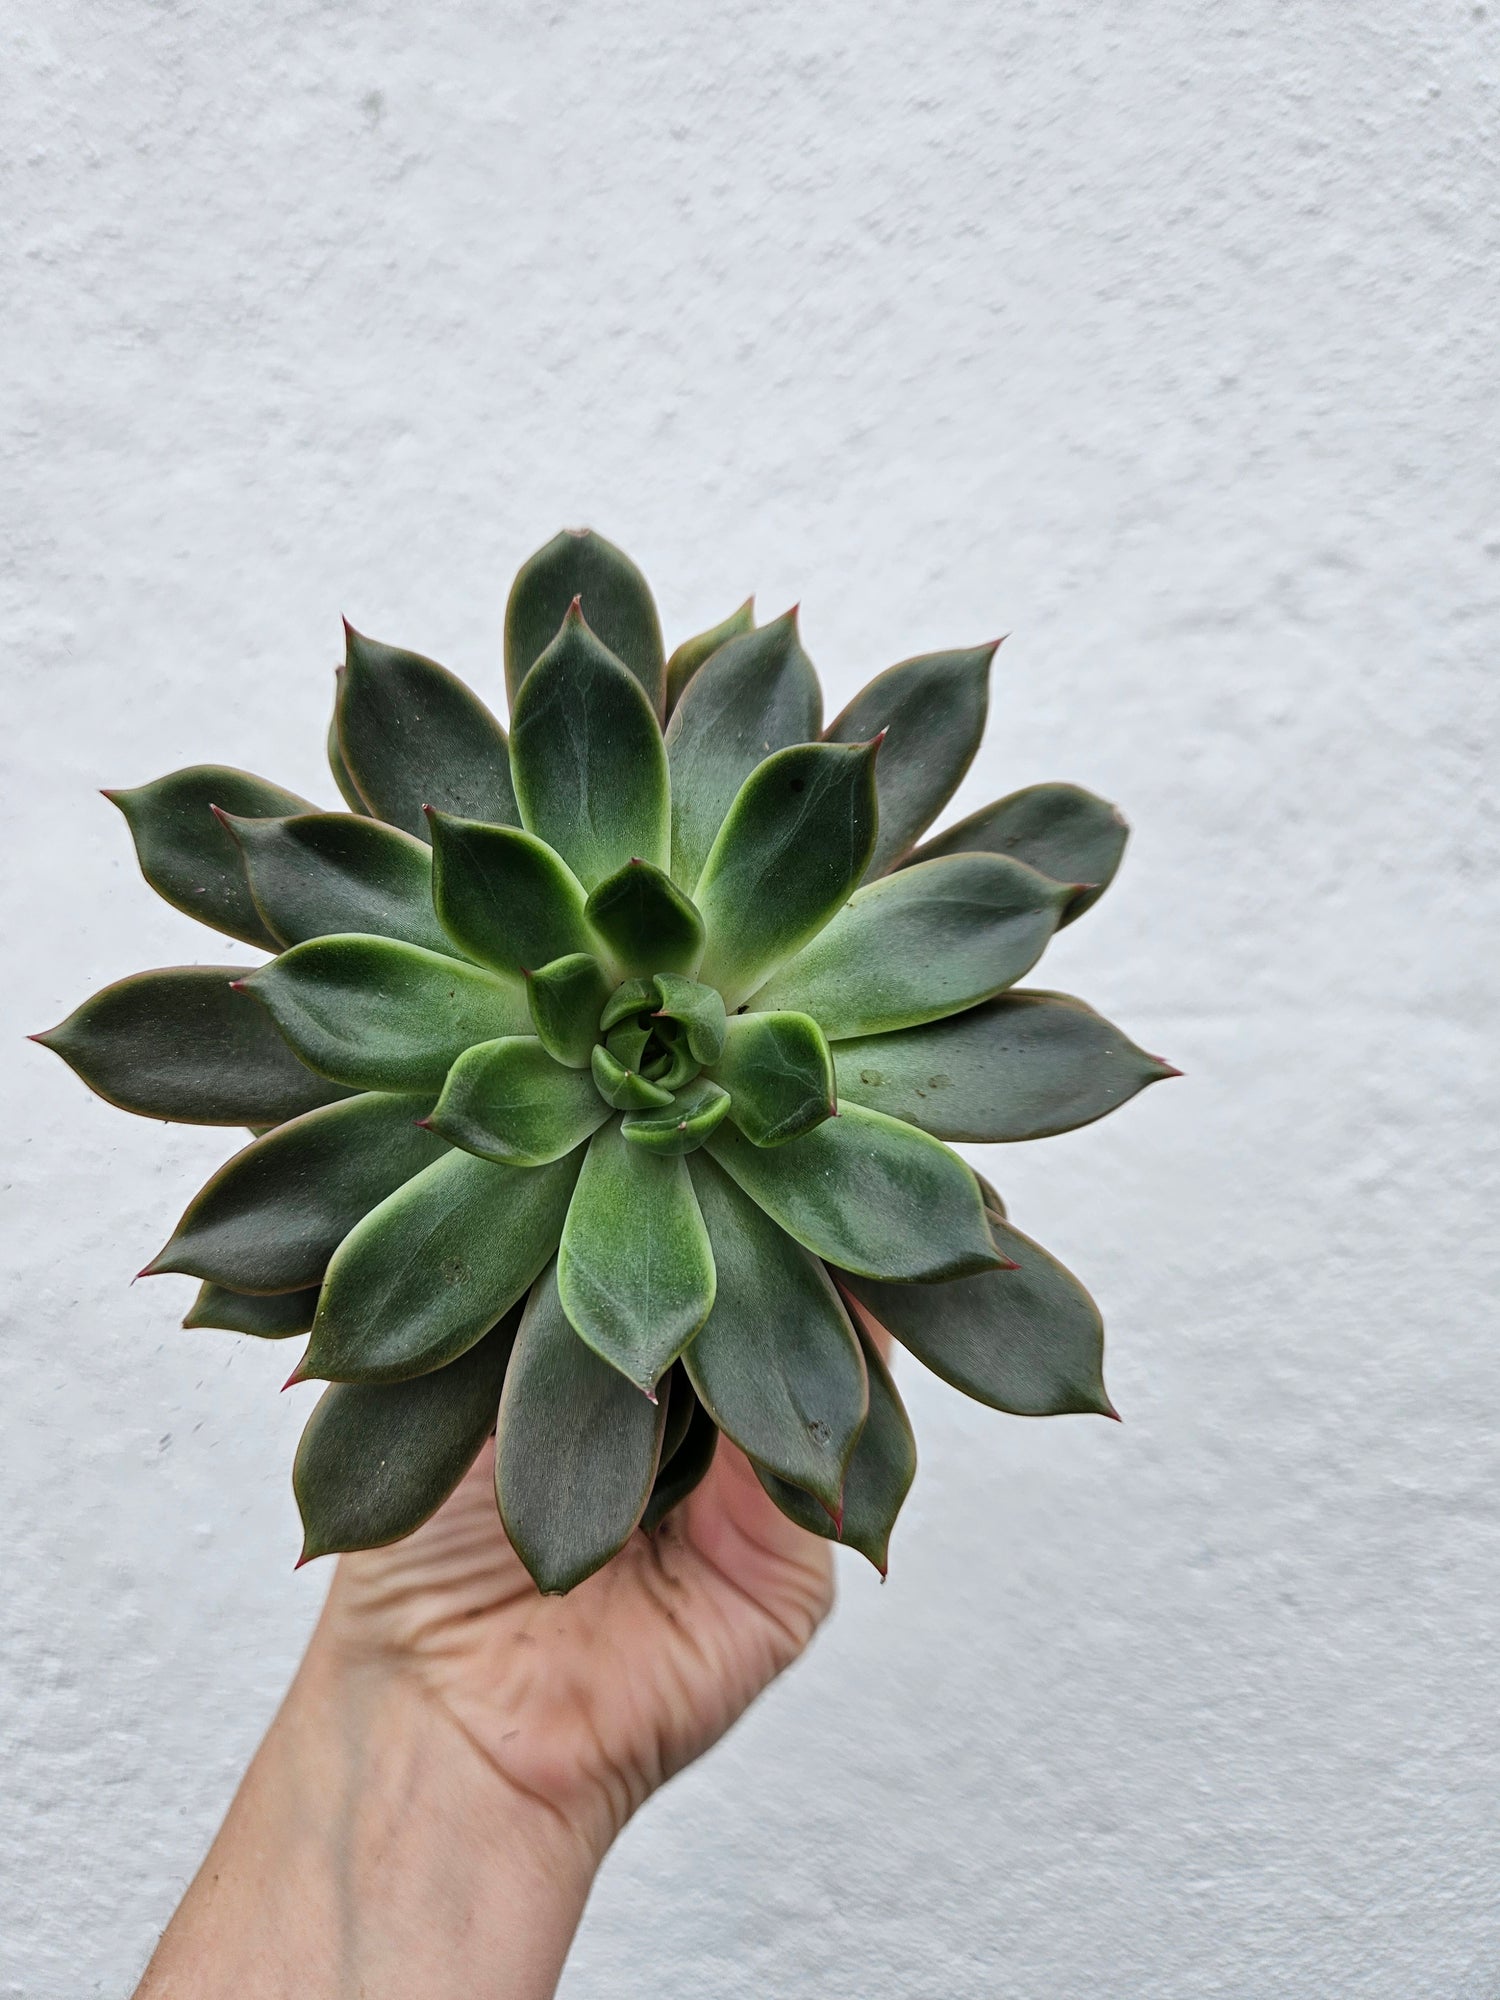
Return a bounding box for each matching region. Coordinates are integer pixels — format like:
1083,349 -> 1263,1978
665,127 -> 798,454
4,3 -> 1495,1994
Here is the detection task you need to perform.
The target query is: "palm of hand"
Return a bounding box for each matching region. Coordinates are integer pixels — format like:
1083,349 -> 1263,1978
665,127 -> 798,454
317,1436 -> 834,1860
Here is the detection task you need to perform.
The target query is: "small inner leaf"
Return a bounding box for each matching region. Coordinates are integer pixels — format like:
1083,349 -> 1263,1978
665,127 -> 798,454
652,972 -> 728,1066
621,1077 -> 732,1155
428,1036 -> 610,1166
183,1282 -> 321,1339
584,859 -> 705,976
709,1011 -> 833,1146
590,1043 -> 674,1111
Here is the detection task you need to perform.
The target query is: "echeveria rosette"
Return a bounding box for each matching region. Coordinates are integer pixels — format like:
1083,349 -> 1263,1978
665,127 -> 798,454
32,528 -> 1176,1594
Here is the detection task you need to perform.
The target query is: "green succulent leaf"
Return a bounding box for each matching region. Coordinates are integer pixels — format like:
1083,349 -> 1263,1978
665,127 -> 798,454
604,1019 -> 651,1070
495,1261 -> 667,1593
34,967 -> 348,1126
145,1091 -> 446,1292
684,1155 -> 867,1509
694,741 -> 880,1006
183,1282 -> 322,1338
428,814 -> 593,979
641,1386 -> 719,1532
825,645 -> 995,878
664,610 -> 823,890
710,1011 -> 834,1146
599,977 -> 657,1033
221,811 -> 453,955
240,936 -> 528,1093
838,1212 -> 1115,1417
706,1103 -> 1000,1281
505,529 -> 666,715
907,782 -> 1128,925
621,1077 -> 731,1155
429,1036 -> 610,1166
656,1361 -> 695,1467
755,1324 -> 916,1574
557,1119 -> 716,1393
584,860 -> 704,977
326,713 -> 371,815
303,1147 -> 582,1384
106,766 -> 315,949
590,1043 -> 675,1111
750,853 -> 1068,1038
526,953 -> 615,1068
831,990 -> 1176,1141
652,973 -> 727,1065
508,604 -> 671,889
295,1310 -> 519,1560
664,598 -> 755,714
336,625 -> 518,840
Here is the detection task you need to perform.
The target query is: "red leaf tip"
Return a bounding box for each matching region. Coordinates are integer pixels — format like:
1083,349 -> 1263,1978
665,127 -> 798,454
227,979 -> 247,993
1152,1058 -> 1184,1079
293,1548 -> 314,1570
282,1361 -> 309,1391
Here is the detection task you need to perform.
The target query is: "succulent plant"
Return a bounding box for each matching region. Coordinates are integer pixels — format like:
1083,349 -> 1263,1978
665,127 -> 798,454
34,530 -> 1173,1591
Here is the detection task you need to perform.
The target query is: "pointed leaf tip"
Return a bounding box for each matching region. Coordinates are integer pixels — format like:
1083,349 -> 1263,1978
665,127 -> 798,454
293,1548 -> 314,1570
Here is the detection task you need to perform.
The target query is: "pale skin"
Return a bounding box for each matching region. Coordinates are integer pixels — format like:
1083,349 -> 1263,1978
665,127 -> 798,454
133,1419 -> 846,1999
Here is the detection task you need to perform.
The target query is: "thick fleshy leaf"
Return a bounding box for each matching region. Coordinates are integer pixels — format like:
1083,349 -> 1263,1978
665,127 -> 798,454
831,990 -> 1176,1141
183,1282 -> 321,1338
145,1091 -> 446,1292
599,977 -> 656,1033
749,853 -> 1069,1038
705,1103 -> 1000,1281
526,953 -> 614,1068
106,766 -> 315,948
302,1147 -> 582,1383
755,1324 -> 916,1574
590,1043 -> 674,1111
509,604 -> 670,888
221,811 -> 453,954
326,712 -> 371,815
584,861 -> 704,977
557,1120 -> 716,1392
239,936 -> 528,1093
710,1011 -> 833,1146
907,782 -> 1128,925
656,1361 -> 696,1467
33,968 -> 347,1126
605,1019 -> 650,1070
641,1387 -> 718,1532
664,598 -> 755,714
295,1311 -> 519,1559
975,1172 -> 1008,1220
825,645 -> 995,878
694,741 -> 880,1006
652,973 -> 727,1065
495,1261 -> 667,1593
428,814 -> 593,978
335,625 -> 518,840
664,610 -> 823,890
838,1212 -> 1115,1417
685,1155 -> 866,1509
621,1077 -> 731,1155
504,529 -> 666,714
429,1036 -> 610,1166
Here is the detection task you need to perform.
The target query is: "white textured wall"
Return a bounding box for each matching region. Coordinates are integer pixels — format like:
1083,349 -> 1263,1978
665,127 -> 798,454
4,5 -> 1495,1994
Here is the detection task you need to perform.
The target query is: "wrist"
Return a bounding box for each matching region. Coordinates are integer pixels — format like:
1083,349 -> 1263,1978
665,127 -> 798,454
138,1624 -> 598,1999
